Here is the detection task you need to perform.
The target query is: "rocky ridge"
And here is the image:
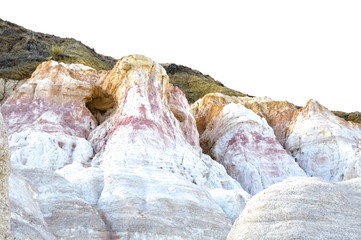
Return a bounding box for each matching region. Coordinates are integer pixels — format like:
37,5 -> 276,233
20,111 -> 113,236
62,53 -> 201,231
2,56 -> 250,239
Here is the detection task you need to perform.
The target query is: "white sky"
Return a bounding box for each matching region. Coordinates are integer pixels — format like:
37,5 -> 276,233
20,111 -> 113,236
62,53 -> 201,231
1,0 -> 361,111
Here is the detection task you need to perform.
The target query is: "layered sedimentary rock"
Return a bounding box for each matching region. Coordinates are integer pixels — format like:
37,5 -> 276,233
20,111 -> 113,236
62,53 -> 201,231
241,98 -> 298,146
89,55 -> 248,239
9,172 -> 57,240
192,93 -> 305,195
2,61 -> 110,238
2,56 -> 249,239
286,100 -> 361,180
227,177 -> 361,240
0,112 -> 10,240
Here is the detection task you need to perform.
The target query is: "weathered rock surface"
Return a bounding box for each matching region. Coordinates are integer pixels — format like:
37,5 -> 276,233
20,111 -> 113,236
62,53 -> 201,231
89,55 -> 249,239
227,177 -> 361,240
0,111 -> 10,240
0,78 -> 25,104
2,56 -> 249,239
240,98 -> 298,146
192,93 -> 305,195
286,100 -> 361,181
9,172 -> 56,240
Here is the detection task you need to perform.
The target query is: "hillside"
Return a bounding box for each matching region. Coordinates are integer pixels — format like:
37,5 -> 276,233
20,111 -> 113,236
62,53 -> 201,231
0,19 -> 116,80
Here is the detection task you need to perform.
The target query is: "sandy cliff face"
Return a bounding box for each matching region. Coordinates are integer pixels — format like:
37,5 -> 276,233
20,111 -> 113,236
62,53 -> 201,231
192,93 -> 305,195
2,56 -> 249,239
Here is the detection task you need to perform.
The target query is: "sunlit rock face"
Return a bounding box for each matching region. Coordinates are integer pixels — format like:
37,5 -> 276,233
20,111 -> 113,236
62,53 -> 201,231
2,61 -> 109,239
89,55 -> 248,239
2,56 -> 249,239
241,99 -> 298,146
192,93 -> 305,195
285,100 -> 361,181
227,177 -> 361,240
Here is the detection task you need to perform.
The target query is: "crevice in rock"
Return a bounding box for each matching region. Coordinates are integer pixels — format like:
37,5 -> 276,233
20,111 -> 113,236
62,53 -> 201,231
86,86 -> 116,125
97,210 -> 118,239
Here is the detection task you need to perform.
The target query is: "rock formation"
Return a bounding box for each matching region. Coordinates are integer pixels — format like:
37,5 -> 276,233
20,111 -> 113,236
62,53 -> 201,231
2,56 -> 249,239
0,112 -> 10,240
2,19 -> 361,238
227,177 -> 361,240
192,93 -> 305,195
285,99 -> 361,180
240,98 -> 299,146
88,55 -> 248,239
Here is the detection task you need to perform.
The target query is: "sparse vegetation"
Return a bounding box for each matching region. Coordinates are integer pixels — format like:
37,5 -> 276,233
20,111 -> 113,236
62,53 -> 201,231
51,46 -> 63,60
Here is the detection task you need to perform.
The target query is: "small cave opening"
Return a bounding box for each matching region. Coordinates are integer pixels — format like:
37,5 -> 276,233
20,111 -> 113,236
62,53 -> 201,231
86,86 -> 116,125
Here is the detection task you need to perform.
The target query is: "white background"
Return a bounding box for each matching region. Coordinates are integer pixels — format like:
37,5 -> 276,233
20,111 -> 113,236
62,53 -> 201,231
1,0 -> 360,111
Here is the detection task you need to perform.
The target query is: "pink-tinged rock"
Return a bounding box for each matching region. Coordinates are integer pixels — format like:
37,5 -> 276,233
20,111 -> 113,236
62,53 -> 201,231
89,55 -> 249,239
2,56 -> 249,239
1,61 -> 101,171
241,99 -> 298,146
192,93 -> 305,195
2,61 -> 110,238
192,94 -> 298,146
1,61 -> 101,138
285,99 -> 361,181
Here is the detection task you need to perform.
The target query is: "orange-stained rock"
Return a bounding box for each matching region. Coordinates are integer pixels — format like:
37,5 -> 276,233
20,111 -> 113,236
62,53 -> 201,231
1,61 -> 105,138
2,57 -> 249,239
192,94 -> 297,146
242,100 -> 298,146
192,93 -> 305,195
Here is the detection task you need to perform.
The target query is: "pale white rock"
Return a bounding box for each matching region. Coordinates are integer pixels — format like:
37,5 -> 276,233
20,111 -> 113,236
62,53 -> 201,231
56,164 -> 104,205
208,188 -> 247,223
13,166 -> 107,239
9,131 -> 93,171
89,55 -> 249,239
192,93 -> 306,195
9,172 -> 57,240
286,99 -> 361,181
227,177 -> 361,240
